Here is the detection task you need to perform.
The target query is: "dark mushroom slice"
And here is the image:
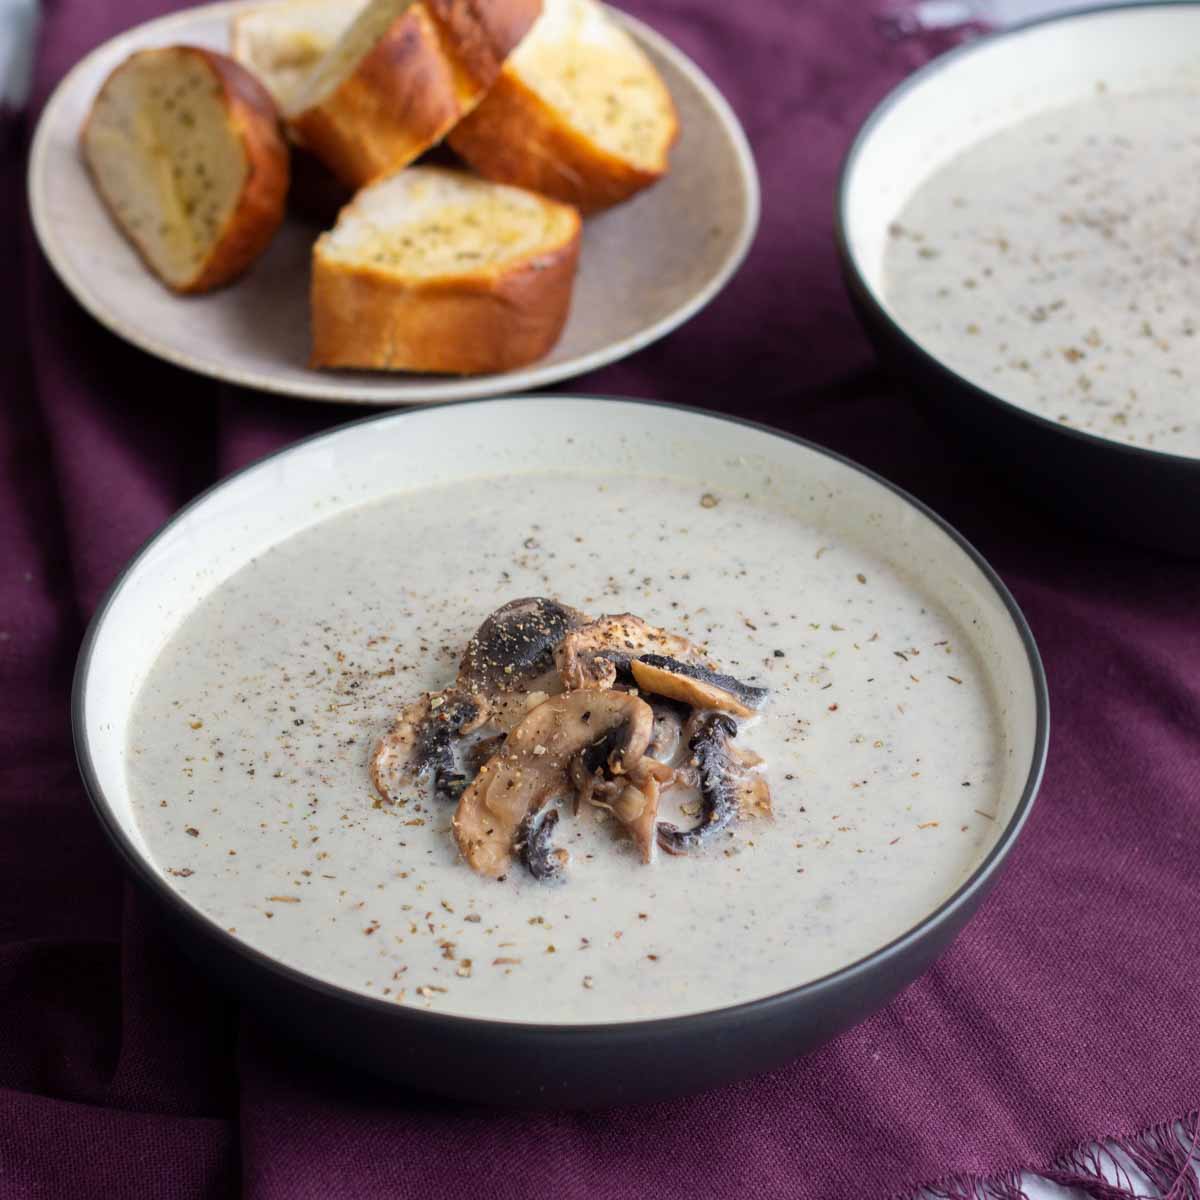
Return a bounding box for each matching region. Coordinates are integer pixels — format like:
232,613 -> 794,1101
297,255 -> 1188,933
658,712 -> 768,855
453,690 -> 654,878
458,597 -> 589,697
680,709 -> 772,820
419,695 -> 484,802
556,614 -> 699,692
370,691 -> 481,804
516,806 -> 568,881
630,654 -> 768,719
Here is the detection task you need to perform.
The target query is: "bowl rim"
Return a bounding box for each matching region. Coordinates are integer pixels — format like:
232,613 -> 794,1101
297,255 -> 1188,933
72,394 -> 1050,1036
834,0 -> 1200,475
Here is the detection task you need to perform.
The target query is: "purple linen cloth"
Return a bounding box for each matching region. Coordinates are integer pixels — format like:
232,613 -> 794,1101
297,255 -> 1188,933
3,1 -> 1199,1197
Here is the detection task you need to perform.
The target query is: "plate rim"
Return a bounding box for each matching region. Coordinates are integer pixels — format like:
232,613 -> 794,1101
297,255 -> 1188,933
834,0 -> 1200,473
72,393 -> 1051,1034
28,1 -> 761,405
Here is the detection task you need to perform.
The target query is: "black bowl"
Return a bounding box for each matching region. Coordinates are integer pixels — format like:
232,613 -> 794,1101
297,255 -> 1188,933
73,397 -> 1049,1108
836,2 -> 1200,556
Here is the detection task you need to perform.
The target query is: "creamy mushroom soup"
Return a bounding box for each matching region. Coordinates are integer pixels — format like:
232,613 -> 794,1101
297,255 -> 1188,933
883,87 -> 1200,457
127,471 -> 1008,1023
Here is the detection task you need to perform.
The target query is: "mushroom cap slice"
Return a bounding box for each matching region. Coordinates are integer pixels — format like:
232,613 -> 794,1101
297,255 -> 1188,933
630,654 -> 767,718
556,614 -> 699,691
459,597 -> 589,696
453,690 -> 654,878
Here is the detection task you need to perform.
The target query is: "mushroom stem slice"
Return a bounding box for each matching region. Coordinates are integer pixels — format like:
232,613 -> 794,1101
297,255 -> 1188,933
453,690 -> 654,878
622,759 -> 673,863
630,655 -> 767,718
657,713 -> 749,855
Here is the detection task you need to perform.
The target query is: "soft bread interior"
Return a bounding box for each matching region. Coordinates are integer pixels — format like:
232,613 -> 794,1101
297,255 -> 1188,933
83,50 -> 248,288
509,0 -> 674,168
232,0 -> 367,111
286,0 -> 413,117
318,167 -> 577,278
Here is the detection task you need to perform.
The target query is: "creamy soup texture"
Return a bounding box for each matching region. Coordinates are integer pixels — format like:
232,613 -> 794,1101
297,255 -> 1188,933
883,88 -> 1200,457
127,472 -> 1007,1024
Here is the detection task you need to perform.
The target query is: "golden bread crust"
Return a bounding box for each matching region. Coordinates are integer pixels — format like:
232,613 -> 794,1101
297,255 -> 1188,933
447,60 -> 678,213
81,46 -> 289,295
291,0 -> 542,188
310,199 -> 581,375
182,48 -> 290,293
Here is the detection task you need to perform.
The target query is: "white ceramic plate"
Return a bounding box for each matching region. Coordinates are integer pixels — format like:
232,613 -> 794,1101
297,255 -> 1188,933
29,2 -> 759,405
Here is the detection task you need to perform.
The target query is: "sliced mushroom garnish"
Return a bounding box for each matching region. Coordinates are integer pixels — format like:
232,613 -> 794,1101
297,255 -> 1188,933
516,806 -> 568,881
630,654 -> 768,718
370,691 -> 480,804
373,600 -> 587,803
556,614 -> 698,691
459,597 -> 589,697
658,712 -> 769,855
453,691 -> 654,878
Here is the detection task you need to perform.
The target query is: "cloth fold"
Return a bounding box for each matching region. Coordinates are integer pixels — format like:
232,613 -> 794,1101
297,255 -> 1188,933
2,2 -> 1198,1198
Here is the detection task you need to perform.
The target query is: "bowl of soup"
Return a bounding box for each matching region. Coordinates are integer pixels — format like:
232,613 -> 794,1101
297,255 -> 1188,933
74,396 -> 1047,1106
837,2 -> 1200,555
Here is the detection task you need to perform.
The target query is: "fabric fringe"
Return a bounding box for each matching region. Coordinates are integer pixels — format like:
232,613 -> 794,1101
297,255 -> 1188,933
897,1110 -> 1200,1200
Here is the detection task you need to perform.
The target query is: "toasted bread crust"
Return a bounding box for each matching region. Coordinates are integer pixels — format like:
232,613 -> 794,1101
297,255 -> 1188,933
425,0 -> 540,79
447,65 -> 678,213
310,212 -> 581,375
182,48 -> 290,293
291,0 -> 541,188
81,46 -> 289,295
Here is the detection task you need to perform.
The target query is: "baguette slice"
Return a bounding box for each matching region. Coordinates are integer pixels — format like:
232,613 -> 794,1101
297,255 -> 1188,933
311,166 -> 581,374
286,0 -> 542,189
447,0 -> 678,213
230,0 -> 368,114
81,46 -> 289,294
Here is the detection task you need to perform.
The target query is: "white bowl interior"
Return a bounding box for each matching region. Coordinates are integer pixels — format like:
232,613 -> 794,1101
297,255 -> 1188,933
83,399 -> 1040,905
844,4 -> 1200,305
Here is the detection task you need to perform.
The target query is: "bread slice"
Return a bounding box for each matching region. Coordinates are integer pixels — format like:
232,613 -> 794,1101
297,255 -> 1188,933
447,0 -> 677,213
81,46 -> 289,294
285,0 -> 542,189
230,0 -> 367,114
310,166 -> 581,374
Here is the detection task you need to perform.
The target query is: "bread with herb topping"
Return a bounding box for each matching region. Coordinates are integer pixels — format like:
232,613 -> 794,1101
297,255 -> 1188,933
310,165 -> 581,374
80,45 -> 289,294
285,0 -> 542,189
447,0 -> 677,213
